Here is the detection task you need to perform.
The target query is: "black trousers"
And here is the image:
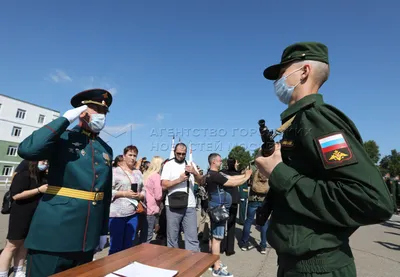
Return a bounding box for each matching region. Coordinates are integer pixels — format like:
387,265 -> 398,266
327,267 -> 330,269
158,206 -> 167,236
220,203 -> 238,255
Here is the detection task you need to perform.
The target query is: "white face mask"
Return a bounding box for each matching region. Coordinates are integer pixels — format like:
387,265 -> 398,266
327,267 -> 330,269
88,114 -> 106,133
38,164 -> 48,171
273,67 -> 303,104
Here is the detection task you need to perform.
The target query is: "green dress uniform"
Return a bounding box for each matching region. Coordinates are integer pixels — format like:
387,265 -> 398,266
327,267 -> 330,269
263,43 -> 394,277
238,182 -> 249,225
18,89 -> 113,277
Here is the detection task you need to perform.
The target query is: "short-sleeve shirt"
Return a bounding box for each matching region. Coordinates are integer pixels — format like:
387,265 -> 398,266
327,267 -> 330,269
206,170 -> 228,194
160,159 -> 197,208
220,169 -> 240,203
110,167 -> 144,217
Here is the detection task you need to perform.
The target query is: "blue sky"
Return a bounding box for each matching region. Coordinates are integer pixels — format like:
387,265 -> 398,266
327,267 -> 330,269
0,1 -> 398,170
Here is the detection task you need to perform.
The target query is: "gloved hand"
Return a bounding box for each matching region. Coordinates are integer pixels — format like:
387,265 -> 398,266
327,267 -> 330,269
62,105 -> 88,124
95,235 -> 108,252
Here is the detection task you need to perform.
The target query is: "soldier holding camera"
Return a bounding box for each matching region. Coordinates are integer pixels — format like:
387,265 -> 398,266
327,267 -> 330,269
255,42 -> 393,277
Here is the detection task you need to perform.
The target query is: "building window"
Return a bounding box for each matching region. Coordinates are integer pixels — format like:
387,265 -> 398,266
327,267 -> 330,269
38,114 -> 45,124
2,166 -> 13,176
11,126 -> 22,137
7,146 -> 18,156
16,109 -> 26,119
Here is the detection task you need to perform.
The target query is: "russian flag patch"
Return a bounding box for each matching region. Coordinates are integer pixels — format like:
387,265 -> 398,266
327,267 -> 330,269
315,132 -> 357,169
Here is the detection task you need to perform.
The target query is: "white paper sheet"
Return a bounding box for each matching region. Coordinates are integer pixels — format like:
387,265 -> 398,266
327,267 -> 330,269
105,262 -> 178,277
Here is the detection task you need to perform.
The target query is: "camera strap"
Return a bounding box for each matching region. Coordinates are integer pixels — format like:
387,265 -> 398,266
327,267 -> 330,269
184,160 -> 189,194
275,115 -> 296,136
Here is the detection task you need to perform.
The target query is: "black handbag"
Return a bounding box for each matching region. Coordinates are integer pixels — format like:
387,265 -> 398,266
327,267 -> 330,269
168,160 -> 190,209
208,186 -> 229,223
1,190 -> 12,215
168,188 -> 189,209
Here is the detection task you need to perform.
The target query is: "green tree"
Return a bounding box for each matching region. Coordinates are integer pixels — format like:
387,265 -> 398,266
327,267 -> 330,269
363,140 -> 380,164
228,146 -> 252,171
221,157 -> 228,170
379,149 -> 400,176
251,148 -> 260,160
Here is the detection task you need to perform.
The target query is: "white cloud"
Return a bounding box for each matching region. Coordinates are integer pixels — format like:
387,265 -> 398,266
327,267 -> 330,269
156,113 -> 165,122
49,69 -> 72,83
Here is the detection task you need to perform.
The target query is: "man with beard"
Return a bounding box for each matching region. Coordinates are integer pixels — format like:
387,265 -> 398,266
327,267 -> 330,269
161,143 -> 203,252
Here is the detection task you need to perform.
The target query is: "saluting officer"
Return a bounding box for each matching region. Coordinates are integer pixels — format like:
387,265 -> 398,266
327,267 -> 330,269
255,42 -> 393,277
17,89 -> 114,277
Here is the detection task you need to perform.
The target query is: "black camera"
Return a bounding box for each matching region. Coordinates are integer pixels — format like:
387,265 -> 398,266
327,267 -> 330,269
185,171 -> 190,177
258,119 -> 276,157
255,119 -> 277,226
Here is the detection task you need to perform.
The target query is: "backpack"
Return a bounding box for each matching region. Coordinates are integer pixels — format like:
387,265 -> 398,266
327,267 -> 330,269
1,190 -> 13,215
251,169 -> 269,194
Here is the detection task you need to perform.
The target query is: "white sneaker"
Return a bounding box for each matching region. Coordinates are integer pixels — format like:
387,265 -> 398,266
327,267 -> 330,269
209,263 -> 228,271
14,272 -> 26,277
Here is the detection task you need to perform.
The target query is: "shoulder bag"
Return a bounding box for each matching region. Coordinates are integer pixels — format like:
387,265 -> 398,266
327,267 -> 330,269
168,161 -> 190,209
208,184 -> 229,223
1,190 -> 12,215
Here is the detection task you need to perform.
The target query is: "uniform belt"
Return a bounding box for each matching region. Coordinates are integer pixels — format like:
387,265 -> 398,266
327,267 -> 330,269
45,186 -> 104,201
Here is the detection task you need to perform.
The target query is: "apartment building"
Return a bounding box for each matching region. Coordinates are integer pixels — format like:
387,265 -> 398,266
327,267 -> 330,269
0,94 -> 60,184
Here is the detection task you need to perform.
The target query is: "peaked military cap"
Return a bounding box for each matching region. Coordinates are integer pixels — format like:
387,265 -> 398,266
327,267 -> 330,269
263,42 -> 329,80
71,88 -> 113,112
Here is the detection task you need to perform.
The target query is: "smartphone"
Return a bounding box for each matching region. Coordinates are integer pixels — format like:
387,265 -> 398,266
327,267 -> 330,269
131,183 -> 138,192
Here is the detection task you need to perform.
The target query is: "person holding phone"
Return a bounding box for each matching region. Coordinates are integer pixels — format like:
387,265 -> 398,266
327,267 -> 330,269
108,145 -> 145,255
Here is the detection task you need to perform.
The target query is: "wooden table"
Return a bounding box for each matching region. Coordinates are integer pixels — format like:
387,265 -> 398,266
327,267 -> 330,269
51,244 -> 219,277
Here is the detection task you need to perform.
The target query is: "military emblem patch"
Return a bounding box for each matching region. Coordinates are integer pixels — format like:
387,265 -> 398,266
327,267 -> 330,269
315,132 -> 357,170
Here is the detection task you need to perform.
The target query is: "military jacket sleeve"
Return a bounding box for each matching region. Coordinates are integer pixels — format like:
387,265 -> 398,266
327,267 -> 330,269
18,117 -> 70,160
269,95 -> 393,227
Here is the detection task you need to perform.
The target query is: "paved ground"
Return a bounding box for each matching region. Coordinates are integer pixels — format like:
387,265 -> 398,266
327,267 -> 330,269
0,189 -> 399,276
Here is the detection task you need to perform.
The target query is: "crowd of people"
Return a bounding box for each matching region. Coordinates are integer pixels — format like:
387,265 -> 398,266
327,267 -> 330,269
0,140 -> 271,277
0,41 -> 397,277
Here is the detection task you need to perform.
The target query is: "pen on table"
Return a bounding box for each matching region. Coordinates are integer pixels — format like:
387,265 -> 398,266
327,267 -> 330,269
111,273 -> 126,277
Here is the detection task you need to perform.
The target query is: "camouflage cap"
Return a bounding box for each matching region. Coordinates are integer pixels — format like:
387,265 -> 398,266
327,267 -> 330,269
263,42 -> 329,80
